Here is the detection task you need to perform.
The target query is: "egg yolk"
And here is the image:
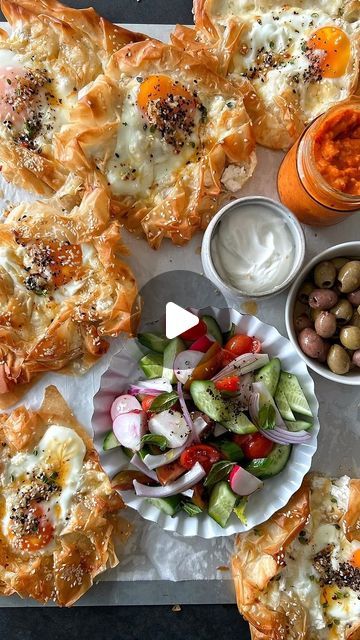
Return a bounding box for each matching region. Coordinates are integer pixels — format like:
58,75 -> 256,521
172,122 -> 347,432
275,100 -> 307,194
351,549 -> 360,568
17,503 -> 54,552
307,26 -> 350,78
136,75 -> 198,152
24,240 -> 82,293
137,75 -> 194,112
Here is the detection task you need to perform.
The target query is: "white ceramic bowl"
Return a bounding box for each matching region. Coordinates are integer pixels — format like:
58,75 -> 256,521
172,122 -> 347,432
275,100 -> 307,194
285,241 -> 360,386
201,197 -> 305,301
92,307 -> 319,538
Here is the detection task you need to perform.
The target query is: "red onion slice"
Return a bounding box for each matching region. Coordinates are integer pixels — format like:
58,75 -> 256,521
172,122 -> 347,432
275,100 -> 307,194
142,441 -> 189,470
212,353 -> 269,382
177,381 -> 195,434
130,453 -> 158,481
133,462 -> 206,498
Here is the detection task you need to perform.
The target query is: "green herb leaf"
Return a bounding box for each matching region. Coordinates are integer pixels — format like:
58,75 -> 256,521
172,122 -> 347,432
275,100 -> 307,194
204,460 -> 235,489
182,502 -> 203,517
150,391 -> 178,413
258,403 -> 276,430
216,440 -> 244,462
234,497 -> 248,525
269,40 -> 275,49
141,434 -> 168,451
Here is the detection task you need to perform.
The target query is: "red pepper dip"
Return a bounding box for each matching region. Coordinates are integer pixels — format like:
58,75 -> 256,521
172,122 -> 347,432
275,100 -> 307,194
313,108 -> 360,196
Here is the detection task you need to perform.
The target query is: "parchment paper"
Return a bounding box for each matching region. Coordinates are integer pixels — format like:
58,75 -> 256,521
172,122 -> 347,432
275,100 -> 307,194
0,24 -> 359,591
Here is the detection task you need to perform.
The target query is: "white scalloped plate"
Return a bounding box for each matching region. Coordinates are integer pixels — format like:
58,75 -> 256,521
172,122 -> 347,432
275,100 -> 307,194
92,307 -> 319,538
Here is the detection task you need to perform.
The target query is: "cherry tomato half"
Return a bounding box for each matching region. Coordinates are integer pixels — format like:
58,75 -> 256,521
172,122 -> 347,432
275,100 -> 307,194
180,319 -> 207,341
224,334 -> 253,356
141,395 -> 157,413
214,375 -> 239,393
233,433 -> 273,460
180,444 -> 222,474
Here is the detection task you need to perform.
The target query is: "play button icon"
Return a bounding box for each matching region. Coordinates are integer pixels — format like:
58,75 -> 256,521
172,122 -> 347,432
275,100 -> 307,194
165,303 -> 199,340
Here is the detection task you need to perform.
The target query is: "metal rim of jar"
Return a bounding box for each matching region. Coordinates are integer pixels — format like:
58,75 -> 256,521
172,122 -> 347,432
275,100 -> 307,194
296,97 -> 360,212
201,196 -> 306,300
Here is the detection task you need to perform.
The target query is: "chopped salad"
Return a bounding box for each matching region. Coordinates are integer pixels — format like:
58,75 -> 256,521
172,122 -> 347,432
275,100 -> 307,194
104,313 -> 314,528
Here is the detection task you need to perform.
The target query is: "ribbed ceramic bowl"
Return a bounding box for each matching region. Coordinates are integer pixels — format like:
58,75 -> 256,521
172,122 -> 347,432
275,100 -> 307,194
285,242 -> 360,385
92,307 -> 319,538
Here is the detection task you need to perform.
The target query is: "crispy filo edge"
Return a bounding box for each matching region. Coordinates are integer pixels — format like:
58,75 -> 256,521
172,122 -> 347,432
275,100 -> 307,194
0,385 -> 130,606
232,477 -> 360,639
56,38 -> 256,248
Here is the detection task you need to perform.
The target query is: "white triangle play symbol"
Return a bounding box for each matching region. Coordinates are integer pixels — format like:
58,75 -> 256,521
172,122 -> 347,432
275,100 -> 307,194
165,302 -> 199,340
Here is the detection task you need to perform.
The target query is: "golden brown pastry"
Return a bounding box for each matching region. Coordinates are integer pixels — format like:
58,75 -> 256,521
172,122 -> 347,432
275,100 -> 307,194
0,385 -> 128,606
0,172 -> 138,407
172,0 -> 360,149
0,0 -> 145,194
56,38 -> 256,248
232,474 -> 360,639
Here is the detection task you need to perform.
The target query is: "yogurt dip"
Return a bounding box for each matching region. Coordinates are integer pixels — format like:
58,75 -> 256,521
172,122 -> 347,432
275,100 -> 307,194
211,202 -> 295,295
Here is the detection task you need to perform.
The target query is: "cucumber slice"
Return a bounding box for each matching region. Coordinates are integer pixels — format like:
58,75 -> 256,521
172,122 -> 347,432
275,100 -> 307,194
275,387 -> 295,421
202,315 -> 223,345
255,358 -> 281,397
286,419 -> 313,432
278,372 -> 312,418
103,431 -> 120,451
139,352 -> 163,379
208,481 -> 237,528
148,495 -> 182,516
138,332 -> 169,353
222,411 -> 257,435
222,322 -> 236,344
246,444 -> 291,479
190,380 -> 229,422
162,337 -> 185,383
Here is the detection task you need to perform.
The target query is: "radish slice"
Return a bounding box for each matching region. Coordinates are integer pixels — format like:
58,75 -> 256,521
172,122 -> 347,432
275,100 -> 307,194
111,395 -> 141,421
133,462 -> 206,497
173,350 -> 204,384
148,410 -> 190,448
130,453 -> 158,481
229,465 -> 263,496
113,411 -> 147,451
189,335 -> 214,353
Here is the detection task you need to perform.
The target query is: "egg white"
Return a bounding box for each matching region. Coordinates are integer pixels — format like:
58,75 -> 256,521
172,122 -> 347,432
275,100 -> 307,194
272,477 -> 360,638
105,78 -> 201,199
228,6 -> 359,122
1,425 -> 86,552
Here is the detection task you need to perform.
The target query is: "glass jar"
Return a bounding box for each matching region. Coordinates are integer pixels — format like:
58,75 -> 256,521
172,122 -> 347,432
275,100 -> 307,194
277,98 -> 360,226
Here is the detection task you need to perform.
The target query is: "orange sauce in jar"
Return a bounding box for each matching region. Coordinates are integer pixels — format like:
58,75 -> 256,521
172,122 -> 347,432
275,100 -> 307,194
278,98 -> 360,226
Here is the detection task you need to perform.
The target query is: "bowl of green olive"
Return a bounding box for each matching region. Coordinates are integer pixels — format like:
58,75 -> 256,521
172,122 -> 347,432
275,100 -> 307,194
285,242 -> 360,385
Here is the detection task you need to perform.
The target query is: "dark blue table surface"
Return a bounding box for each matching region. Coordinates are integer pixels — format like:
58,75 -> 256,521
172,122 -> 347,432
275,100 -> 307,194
0,2 -> 251,638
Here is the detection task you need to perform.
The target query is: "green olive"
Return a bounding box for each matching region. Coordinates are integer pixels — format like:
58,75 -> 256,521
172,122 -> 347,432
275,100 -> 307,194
337,261 -> 360,294
327,344 -> 350,375
314,261 -> 336,289
310,307 -> 322,322
340,326 -> 360,350
330,299 -> 353,325
352,310 -> 360,328
297,281 -> 314,304
331,257 -> 349,272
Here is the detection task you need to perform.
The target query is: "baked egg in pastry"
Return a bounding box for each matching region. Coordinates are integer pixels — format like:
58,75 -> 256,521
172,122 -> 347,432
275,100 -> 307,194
0,385 -> 127,606
172,0 -> 360,149
57,38 -> 256,248
0,173 -> 138,408
232,474 -> 360,640
0,0 -> 145,195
